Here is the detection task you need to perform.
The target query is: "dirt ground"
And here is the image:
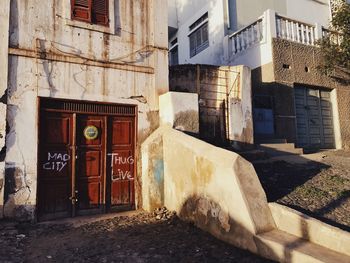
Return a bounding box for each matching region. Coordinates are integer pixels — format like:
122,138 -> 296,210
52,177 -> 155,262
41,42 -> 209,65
253,149 -> 350,232
0,211 -> 273,263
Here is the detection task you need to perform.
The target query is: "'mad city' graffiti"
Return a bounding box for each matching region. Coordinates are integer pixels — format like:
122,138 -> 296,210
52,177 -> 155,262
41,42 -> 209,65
108,153 -> 134,181
42,152 -> 70,172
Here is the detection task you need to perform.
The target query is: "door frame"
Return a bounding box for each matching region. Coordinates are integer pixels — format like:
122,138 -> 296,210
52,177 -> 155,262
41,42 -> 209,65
293,85 -> 336,149
36,97 -> 138,221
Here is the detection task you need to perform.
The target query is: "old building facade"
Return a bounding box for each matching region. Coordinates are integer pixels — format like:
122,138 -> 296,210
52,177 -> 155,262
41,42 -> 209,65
0,0 -> 168,221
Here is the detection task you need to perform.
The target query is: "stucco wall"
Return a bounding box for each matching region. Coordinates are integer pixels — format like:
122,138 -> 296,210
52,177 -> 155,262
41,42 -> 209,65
169,64 -> 253,148
3,0 -> 168,220
159,92 -> 199,133
142,126 -> 275,252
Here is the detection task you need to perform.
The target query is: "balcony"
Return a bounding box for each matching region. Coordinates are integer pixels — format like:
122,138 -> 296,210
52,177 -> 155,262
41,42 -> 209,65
224,9 -> 339,70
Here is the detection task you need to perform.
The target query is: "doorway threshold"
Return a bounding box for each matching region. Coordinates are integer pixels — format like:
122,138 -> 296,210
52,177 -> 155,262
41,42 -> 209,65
37,210 -> 142,228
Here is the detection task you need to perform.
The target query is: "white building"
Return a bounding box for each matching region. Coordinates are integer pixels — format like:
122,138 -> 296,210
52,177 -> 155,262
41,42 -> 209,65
168,0 -> 332,66
168,0 -> 350,151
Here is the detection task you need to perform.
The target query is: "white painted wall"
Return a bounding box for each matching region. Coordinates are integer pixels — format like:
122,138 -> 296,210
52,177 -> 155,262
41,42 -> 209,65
168,0 -> 178,29
171,0 -> 227,65
285,0 -> 331,27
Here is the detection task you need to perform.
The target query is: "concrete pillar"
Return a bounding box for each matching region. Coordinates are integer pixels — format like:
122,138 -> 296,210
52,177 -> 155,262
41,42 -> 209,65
0,0 -> 10,218
265,9 -> 277,40
223,35 -> 230,63
315,23 -> 323,40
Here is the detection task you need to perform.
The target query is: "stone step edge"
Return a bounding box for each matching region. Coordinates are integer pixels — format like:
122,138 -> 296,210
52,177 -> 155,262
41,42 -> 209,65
269,203 -> 350,257
255,229 -> 350,263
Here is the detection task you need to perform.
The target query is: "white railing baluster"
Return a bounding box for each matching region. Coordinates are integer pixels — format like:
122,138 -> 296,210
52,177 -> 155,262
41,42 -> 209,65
227,15 -> 267,56
251,25 -> 255,44
291,22 -> 296,41
310,28 -> 315,45
236,36 -> 241,52
286,20 -> 290,40
301,24 -> 305,44
274,15 -> 318,46
232,37 -> 236,54
276,18 -> 281,38
257,21 -> 261,41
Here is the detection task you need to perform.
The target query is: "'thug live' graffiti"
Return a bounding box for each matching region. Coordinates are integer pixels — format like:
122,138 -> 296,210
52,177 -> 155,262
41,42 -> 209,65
108,153 -> 134,181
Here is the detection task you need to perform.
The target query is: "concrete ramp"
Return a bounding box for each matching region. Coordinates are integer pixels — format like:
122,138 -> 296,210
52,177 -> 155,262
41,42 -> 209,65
142,126 -> 350,262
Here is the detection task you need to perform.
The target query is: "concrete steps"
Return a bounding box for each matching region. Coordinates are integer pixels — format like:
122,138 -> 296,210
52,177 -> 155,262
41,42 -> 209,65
256,229 -> 350,263
257,143 -> 304,157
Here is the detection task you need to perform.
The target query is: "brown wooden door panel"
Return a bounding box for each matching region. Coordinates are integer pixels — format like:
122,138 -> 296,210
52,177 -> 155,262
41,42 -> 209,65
108,117 -> 135,209
76,115 -> 106,215
38,112 -> 73,221
38,100 -> 136,220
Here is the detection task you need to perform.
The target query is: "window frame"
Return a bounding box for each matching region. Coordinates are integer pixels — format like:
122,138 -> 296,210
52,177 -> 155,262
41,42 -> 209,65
65,0 -> 117,34
71,0 -> 109,26
188,13 -> 209,58
169,38 -> 179,66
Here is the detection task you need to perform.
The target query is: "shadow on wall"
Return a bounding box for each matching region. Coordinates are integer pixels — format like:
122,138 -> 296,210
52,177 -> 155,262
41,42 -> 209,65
178,194 -> 278,262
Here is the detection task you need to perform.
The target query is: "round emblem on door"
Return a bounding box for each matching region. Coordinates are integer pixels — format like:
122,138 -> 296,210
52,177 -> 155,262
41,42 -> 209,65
83,125 -> 99,140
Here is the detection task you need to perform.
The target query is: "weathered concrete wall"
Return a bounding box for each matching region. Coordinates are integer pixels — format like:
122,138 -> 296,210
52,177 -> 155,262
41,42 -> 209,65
3,0 -> 168,220
0,0 -> 11,218
159,92 -> 199,133
142,126 -> 275,252
229,66 -> 254,149
169,64 -> 253,148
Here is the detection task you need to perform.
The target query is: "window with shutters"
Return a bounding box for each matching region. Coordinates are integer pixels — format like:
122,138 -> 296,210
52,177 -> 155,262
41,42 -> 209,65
71,0 -> 109,26
189,13 -> 209,58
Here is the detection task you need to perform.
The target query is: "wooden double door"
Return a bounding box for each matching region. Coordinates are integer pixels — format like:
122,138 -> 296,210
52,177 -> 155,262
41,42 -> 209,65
38,108 -> 136,221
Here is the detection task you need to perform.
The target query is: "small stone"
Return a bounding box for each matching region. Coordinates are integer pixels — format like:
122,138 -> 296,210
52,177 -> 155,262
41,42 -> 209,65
47,255 -> 52,259
16,234 -> 26,239
156,215 -> 161,220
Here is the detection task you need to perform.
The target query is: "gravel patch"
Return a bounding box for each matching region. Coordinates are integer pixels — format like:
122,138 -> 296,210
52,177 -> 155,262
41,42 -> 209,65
0,211 -> 273,263
253,150 -> 350,231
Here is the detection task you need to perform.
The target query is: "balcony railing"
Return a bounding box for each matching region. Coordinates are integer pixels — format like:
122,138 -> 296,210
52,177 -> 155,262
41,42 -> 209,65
229,18 -> 264,54
322,28 -> 343,46
276,15 -> 316,45
227,9 -> 339,57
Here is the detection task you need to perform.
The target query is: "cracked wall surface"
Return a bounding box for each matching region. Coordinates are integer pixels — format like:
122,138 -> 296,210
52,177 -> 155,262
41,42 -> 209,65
169,65 -> 253,148
0,0 -> 11,218
3,0 -> 168,220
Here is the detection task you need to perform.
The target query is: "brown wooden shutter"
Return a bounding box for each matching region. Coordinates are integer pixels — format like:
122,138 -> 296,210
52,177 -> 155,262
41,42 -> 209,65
92,0 -> 109,26
71,0 -> 92,23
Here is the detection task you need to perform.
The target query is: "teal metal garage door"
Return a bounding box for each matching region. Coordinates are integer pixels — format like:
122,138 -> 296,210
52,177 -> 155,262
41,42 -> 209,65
294,87 -> 335,149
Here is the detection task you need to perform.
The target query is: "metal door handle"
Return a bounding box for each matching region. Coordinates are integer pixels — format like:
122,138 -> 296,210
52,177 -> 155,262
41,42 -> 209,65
69,196 -> 78,204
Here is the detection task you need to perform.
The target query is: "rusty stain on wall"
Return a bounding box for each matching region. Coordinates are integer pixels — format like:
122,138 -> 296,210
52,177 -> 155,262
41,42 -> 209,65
1,0 -> 169,220
169,64 -> 253,149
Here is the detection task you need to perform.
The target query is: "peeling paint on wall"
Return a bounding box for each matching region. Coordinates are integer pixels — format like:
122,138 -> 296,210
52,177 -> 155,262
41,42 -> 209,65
2,0 -> 169,220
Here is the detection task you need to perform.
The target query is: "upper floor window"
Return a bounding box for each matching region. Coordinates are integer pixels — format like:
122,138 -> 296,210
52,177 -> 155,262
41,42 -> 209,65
189,13 -> 209,57
169,38 -> 179,66
71,0 -> 109,26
